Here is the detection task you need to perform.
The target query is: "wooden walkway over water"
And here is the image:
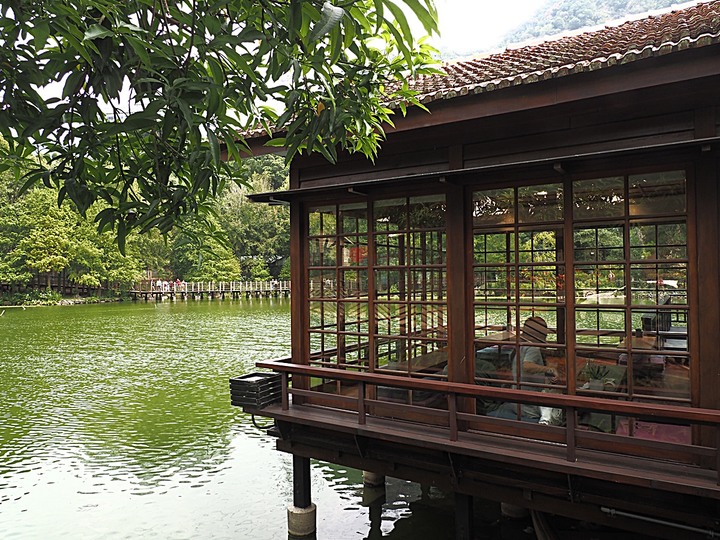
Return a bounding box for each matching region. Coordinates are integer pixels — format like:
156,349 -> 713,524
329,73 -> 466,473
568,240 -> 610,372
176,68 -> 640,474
130,280 -> 290,301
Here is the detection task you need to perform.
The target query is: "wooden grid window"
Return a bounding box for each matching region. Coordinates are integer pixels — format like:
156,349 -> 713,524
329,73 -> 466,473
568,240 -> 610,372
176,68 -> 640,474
471,184 -> 567,422
471,170 -> 691,428
306,195 -> 448,386
307,203 -> 370,372
373,195 -> 448,376
573,170 -> 690,404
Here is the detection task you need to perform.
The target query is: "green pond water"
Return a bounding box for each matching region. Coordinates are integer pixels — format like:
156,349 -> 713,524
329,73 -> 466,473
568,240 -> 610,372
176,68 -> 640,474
2,298 -> 509,540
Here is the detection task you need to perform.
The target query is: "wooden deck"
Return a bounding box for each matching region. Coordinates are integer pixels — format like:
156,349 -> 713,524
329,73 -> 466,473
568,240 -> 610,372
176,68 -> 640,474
261,401 -> 720,539
248,356 -> 720,538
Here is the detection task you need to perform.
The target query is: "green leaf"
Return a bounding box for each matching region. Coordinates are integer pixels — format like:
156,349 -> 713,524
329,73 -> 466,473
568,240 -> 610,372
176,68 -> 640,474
30,21 -> 50,49
372,0 -> 384,32
384,1 -> 414,44
207,129 -> 220,166
84,24 -> 114,41
125,35 -> 152,66
308,2 -> 345,42
397,0 -> 437,34
62,70 -> 85,99
207,57 -> 225,85
265,138 -> 288,148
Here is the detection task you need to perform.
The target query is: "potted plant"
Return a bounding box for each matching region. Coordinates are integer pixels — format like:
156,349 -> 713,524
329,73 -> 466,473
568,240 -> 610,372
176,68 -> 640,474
583,363 -> 610,390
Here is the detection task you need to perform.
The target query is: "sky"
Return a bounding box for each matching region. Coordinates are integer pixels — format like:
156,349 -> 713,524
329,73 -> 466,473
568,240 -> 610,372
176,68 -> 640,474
433,0 -> 548,54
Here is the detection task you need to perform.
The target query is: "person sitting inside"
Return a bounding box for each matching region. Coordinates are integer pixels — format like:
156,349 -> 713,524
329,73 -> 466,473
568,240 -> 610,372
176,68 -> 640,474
486,316 -> 558,423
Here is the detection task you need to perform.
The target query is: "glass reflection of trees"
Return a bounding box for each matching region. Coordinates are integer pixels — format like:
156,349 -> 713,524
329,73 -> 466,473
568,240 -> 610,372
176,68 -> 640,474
471,170 -> 690,412
306,195 -> 448,391
572,171 -> 689,403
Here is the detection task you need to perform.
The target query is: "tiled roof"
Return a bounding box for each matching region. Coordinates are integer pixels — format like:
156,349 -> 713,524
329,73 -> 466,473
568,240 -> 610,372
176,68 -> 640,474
410,0 -> 720,104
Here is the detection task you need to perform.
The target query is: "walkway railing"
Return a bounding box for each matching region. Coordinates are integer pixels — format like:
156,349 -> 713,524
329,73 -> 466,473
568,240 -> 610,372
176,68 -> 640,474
255,358 -> 720,488
130,280 -> 291,299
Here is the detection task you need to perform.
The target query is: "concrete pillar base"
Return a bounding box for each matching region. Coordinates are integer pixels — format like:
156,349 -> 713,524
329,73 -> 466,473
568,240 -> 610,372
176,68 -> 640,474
362,471 -> 385,487
500,502 -> 529,519
287,503 -> 316,537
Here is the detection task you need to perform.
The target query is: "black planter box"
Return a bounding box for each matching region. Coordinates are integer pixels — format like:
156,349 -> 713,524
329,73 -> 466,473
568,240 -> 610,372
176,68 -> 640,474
229,372 -> 282,409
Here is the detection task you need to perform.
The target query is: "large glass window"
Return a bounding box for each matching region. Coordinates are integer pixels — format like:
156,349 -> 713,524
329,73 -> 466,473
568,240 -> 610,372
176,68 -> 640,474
471,170 -> 691,426
472,184 -> 567,421
374,195 -> 447,380
303,169 -> 691,429
308,203 -> 370,376
305,194 -> 448,401
574,171 -> 689,406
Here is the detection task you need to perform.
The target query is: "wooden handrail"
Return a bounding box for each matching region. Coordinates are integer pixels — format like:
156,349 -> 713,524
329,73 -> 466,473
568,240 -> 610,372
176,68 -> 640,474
256,358 -> 720,427
256,357 -> 720,484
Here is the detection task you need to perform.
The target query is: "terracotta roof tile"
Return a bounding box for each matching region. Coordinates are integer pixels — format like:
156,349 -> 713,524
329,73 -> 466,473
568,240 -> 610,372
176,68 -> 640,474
409,0 -> 720,104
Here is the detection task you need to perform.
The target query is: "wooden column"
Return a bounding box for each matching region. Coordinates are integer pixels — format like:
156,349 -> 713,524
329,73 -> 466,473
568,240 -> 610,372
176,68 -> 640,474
290,198 -> 309,403
455,492 -> 474,540
293,455 -> 311,509
694,150 -> 720,457
446,183 -> 473,419
287,455 -> 316,537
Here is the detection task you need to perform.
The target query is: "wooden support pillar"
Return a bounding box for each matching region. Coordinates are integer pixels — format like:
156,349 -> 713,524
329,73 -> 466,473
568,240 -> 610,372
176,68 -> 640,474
293,455 -> 311,508
288,456 -> 316,537
455,492 -> 474,540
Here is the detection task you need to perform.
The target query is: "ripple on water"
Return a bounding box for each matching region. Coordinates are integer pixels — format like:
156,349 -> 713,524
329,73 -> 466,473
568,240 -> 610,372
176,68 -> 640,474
2,302 -> 292,507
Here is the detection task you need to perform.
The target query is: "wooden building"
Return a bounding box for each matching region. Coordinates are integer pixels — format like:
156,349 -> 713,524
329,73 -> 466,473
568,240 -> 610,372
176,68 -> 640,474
246,2 -> 720,537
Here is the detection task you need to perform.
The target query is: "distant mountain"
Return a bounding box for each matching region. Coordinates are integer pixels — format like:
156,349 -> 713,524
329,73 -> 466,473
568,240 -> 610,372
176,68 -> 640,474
501,0 -> 688,47
435,0 -> 697,61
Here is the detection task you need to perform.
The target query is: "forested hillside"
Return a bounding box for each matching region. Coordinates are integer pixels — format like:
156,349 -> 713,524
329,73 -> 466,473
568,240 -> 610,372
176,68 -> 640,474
0,142 -> 289,303
503,0 -> 684,46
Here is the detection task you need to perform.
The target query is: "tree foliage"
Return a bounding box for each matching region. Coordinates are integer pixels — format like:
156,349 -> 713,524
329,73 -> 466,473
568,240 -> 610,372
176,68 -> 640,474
216,155 -> 290,276
0,144 -> 289,291
0,0 -> 438,250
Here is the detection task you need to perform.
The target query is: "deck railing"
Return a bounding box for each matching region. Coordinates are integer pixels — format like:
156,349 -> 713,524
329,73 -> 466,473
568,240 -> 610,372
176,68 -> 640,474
255,357 -> 720,485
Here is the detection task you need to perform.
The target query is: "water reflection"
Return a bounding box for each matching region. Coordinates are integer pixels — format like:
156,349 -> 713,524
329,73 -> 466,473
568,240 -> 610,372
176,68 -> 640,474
1,299 -> 298,538
2,299 -> 539,540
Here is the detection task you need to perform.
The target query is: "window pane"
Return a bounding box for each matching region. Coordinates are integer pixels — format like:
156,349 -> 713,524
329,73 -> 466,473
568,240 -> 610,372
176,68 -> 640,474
341,235 -> 368,266
573,176 -> 624,220
339,202 -> 368,233
408,194 -> 446,229
630,222 -> 687,260
474,306 -> 517,342
574,265 -> 625,304
375,232 -> 402,266
375,302 -> 407,337
338,302 -> 370,334
473,188 -> 514,226
518,183 -> 563,223
575,308 -> 626,347
410,230 -> 446,265
574,226 -> 624,262
410,303 -> 447,341
308,269 -> 336,298
309,301 -> 337,329
474,267 -> 515,302
629,170 -> 686,216
308,205 -> 336,236
339,269 -> 368,298
374,198 -> 406,232
630,263 -> 687,305
410,269 -> 446,301
308,237 -> 336,266
474,232 -> 515,264
375,269 -> 404,300
657,223 -> 687,260
518,229 -> 563,263
519,265 -> 565,303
